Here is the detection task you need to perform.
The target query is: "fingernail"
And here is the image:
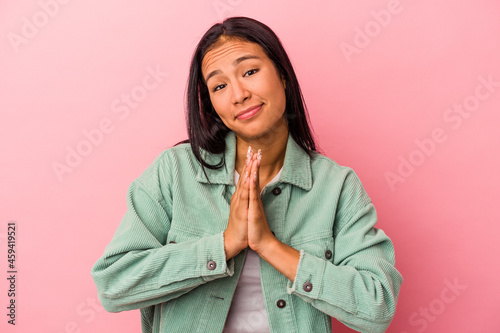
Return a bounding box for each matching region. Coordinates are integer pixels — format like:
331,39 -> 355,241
257,149 -> 262,166
246,146 -> 252,166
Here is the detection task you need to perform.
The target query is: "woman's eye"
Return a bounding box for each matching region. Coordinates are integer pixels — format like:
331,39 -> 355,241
244,68 -> 259,77
212,69 -> 258,92
213,84 -> 226,92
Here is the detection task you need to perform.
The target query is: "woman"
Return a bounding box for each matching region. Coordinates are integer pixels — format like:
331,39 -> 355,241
92,16 -> 403,333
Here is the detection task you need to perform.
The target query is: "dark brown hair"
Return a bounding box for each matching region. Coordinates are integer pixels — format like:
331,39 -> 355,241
177,16 -> 317,182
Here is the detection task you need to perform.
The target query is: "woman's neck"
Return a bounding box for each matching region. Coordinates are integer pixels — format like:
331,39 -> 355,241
234,124 -> 289,183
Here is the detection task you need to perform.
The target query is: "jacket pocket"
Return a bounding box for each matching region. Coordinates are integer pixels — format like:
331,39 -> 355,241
165,226 -> 205,245
290,232 -> 335,262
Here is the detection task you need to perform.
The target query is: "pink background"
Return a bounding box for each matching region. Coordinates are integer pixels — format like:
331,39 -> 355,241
2,0 -> 499,332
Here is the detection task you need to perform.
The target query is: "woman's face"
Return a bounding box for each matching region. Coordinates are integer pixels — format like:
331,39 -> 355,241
201,38 -> 287,141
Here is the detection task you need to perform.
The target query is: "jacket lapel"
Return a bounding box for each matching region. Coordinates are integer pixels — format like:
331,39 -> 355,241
195,131 -> 313,206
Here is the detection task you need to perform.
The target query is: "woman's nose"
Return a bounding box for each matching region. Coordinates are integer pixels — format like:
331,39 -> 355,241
231,80 -> 251,104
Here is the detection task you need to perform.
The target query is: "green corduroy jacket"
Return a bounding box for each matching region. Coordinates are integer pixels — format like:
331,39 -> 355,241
91,130 -> 403,333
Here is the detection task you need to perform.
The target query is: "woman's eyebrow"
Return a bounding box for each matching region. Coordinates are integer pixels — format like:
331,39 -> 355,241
205,54 -> 261,83
233,54 -> 260,66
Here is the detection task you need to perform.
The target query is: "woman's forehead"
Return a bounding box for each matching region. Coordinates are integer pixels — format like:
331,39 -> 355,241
201,39 -> 266,76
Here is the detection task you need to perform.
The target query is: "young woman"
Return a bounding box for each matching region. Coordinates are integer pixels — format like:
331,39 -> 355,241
92,16 -> 403,333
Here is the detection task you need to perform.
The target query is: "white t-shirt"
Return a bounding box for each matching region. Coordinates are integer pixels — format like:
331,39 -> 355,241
222,167 -> 283,333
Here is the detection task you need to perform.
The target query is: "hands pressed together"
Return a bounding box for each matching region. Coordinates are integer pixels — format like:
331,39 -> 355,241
224,146 -> 274,258
223,147 -> 300,281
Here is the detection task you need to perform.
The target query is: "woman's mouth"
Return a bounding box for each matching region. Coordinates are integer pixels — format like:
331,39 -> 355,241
236,104 -> 263,120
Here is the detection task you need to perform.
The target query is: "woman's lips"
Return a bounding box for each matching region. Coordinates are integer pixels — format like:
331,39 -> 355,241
236,104 -> 263,120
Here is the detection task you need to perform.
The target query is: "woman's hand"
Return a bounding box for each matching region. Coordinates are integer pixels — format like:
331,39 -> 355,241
247,150 -> 276,254
247,149 -> 300,281
224,148 -> 300,281
224,148 -> 275,259
223,148 -> 253,259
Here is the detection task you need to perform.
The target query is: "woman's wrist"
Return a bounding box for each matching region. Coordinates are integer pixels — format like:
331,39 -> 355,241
256,237 -> 300,281
223,230 -> 245,260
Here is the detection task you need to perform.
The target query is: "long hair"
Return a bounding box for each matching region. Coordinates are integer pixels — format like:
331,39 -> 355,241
176,16 -> 317,182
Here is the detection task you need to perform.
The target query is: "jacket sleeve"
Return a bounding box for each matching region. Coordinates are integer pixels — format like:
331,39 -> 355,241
91,151 -> 234,313
286,170 -> 403,333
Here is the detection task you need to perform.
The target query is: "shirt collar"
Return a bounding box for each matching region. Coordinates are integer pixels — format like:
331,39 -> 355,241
196,131 -> 312,191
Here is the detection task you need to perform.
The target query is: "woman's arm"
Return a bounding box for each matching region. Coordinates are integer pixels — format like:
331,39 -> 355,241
251,161 -> 402,333
286,171 -> 403,333
91,152 -> 234,313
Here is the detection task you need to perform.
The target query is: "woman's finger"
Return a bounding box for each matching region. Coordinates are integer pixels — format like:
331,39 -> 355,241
247,150 -> 259,212
252,149 -> 261,188
237,146 -> 253,190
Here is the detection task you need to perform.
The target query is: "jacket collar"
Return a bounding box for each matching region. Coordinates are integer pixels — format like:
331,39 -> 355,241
196,131 -> 312,191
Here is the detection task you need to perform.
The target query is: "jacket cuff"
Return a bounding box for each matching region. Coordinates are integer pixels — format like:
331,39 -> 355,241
287,250 -> 358,314
201,232 -> 234,281
287,249 -> 323,299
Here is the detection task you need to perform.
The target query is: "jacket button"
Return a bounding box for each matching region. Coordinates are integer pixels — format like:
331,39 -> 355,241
169,241 -> 176,244
276,299 -> 286,308
325,249 -> 332,259
303,282 -> 313,292
272,187 -> 281,195
207,260 -> 217,270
